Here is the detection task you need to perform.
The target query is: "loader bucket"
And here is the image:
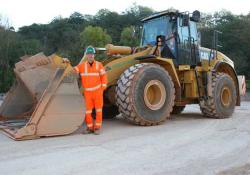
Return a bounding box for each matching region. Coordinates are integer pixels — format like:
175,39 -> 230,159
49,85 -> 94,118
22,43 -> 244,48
0,53 -> 85,140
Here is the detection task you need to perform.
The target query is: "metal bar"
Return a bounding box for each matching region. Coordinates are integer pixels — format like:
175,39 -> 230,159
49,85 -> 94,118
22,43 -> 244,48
194,69 -> 202,100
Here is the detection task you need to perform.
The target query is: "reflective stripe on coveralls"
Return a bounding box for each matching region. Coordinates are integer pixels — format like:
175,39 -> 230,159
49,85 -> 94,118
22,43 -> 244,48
86,110 -> 92,114
84,84 -> 101,91
80,73 -> 100,76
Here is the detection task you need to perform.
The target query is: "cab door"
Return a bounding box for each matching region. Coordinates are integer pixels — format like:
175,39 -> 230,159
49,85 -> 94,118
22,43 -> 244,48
177,17 -> 200,66
177,17 -> 191,65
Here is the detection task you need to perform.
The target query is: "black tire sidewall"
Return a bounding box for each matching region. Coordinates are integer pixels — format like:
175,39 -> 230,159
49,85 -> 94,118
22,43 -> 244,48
132,65 -> 174,122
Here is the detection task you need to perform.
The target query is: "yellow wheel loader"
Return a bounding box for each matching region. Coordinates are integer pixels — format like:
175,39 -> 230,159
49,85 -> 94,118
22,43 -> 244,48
0,10 -> 240,140
103,10 -> 240,124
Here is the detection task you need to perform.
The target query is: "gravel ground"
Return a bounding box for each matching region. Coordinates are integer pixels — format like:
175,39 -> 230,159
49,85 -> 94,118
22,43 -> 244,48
0,100 -> 250,175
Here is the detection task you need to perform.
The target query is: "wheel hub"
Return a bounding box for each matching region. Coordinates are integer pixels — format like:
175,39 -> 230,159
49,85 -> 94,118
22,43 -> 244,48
144,80 -> 166,110
220,86 -> 231,107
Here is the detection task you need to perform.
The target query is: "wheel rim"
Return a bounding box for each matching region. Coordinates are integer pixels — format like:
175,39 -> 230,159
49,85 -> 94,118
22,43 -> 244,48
220,86 -> 231,107
144,80 -> 166,110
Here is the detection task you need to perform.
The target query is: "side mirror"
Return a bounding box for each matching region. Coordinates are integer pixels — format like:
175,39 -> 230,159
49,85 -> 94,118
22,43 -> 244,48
191,10 -> 201,22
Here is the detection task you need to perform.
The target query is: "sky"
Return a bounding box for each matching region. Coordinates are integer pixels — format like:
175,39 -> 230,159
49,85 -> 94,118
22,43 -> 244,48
0,0 -> 249,30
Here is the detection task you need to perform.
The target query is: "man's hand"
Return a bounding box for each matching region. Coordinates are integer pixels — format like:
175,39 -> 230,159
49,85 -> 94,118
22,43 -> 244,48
62,58 -> 70,64
72,68 -> 79,74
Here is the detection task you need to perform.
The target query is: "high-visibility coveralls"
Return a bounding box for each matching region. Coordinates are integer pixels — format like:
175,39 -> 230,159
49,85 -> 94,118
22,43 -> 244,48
74,61 -> 107,130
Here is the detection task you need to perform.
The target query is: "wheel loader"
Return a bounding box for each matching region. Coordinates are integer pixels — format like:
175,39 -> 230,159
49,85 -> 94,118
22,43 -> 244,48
0,10 -> 240,140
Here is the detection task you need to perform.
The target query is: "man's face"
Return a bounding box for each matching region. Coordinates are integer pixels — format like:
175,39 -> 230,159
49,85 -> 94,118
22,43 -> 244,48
86,53 -> 95,63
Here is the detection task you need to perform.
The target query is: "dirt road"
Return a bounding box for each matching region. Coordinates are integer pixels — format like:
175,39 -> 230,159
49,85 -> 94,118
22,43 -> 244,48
0,102 -> 250,175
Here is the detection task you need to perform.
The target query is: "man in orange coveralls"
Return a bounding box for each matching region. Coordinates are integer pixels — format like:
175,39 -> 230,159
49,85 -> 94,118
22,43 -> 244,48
74,46 -> 107,135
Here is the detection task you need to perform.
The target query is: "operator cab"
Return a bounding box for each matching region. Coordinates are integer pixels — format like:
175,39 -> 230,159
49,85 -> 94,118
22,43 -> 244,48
141,10 -> 201,66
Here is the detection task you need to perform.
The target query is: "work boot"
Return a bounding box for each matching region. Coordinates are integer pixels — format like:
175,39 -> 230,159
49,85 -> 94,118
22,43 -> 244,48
94,129 -> 101,135
82,129 -> 93,134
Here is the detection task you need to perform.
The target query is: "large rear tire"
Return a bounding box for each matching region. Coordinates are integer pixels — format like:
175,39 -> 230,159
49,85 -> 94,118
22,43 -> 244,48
200,72 -> 236,118
116,63 -> 175,126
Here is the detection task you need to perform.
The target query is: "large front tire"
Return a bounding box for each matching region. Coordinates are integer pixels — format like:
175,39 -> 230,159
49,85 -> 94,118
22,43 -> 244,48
116,63 -> 175,126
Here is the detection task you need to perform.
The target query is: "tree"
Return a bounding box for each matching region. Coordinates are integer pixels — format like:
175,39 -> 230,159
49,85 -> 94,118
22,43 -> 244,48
93,9 -> 122,44
122,4 -> 154,26
120,26 -> 139,46
80,26 -> 112,48
0,26 -> 18,92
19,39 -> 42,55
216,15 -> 250,77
